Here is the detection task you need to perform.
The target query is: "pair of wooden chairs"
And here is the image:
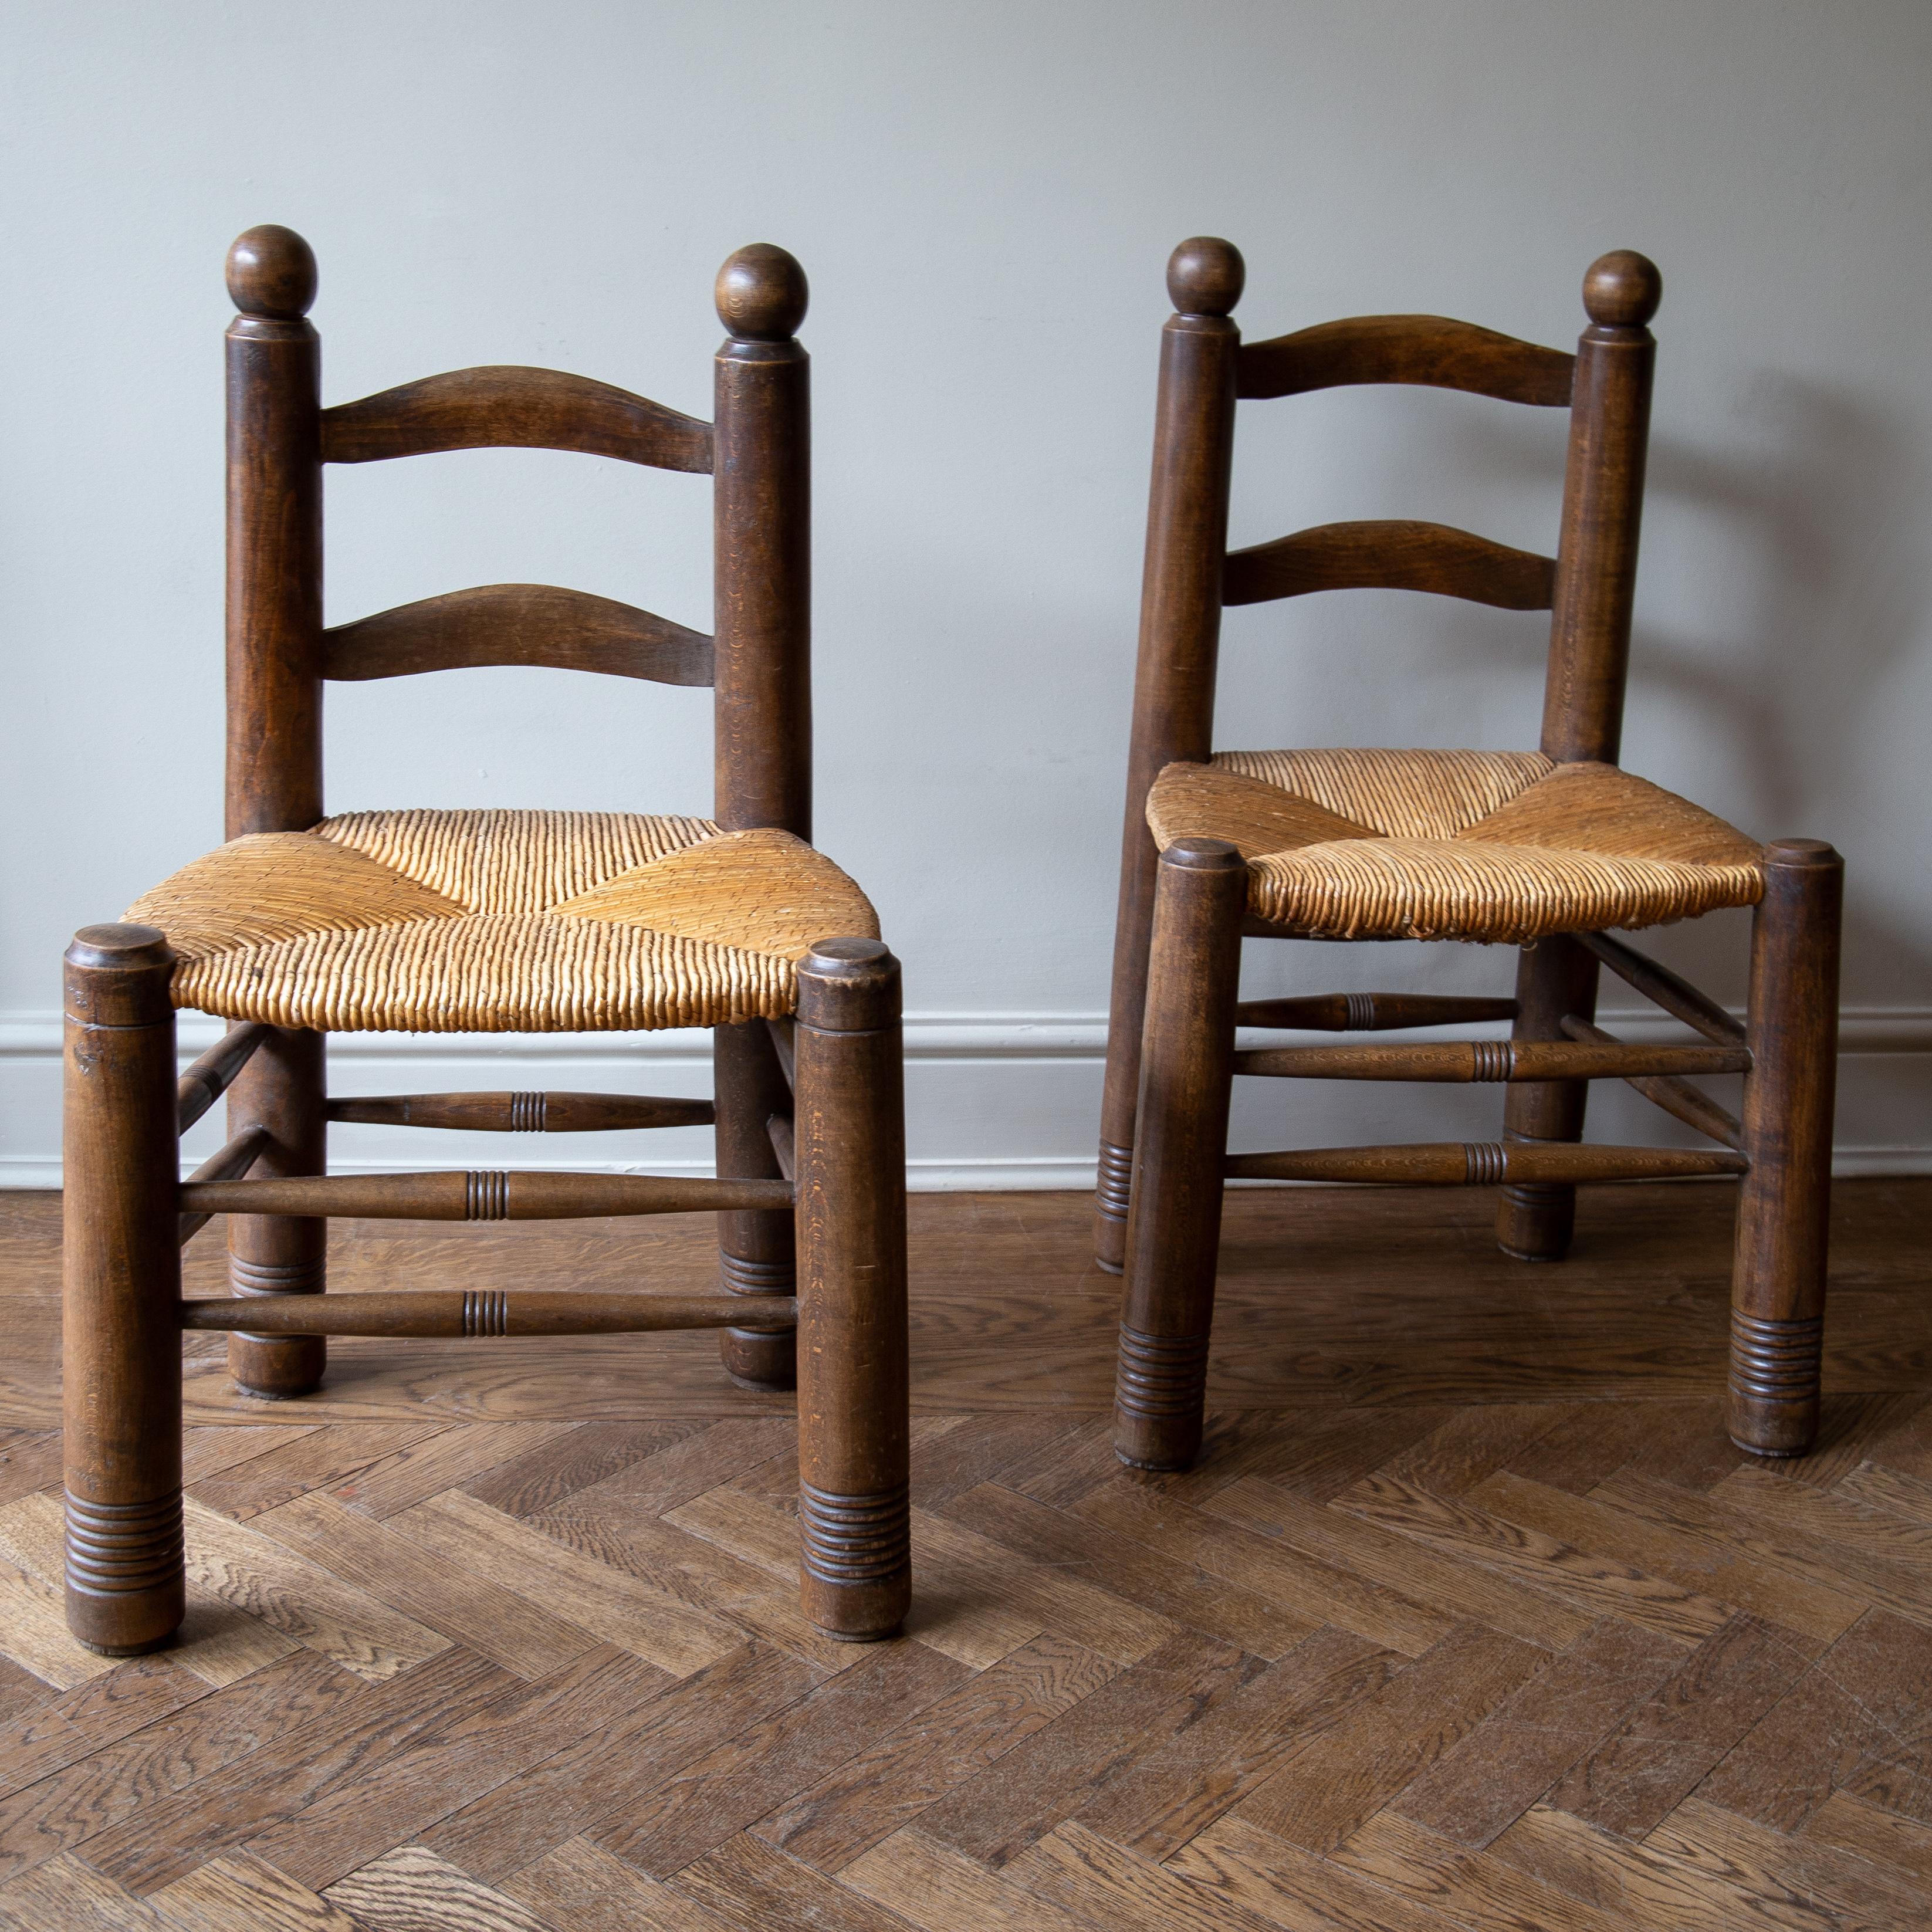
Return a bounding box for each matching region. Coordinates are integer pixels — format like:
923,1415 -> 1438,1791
62,227 -> 1839,1662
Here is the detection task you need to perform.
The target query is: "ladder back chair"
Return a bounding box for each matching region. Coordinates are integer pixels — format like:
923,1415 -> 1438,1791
1098,238 -> 1842,1471
63,226 -> 911,1654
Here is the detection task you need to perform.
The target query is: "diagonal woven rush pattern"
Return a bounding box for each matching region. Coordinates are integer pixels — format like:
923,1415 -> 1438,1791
1146,749 -> 1764,942
126,808 -> 880,1032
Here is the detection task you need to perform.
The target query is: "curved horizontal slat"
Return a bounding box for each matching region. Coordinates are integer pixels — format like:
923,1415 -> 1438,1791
322,366 -> 714,471
322,585 -> 714,686
1223,520 -> 1556,610
1238,316 -> 1574,406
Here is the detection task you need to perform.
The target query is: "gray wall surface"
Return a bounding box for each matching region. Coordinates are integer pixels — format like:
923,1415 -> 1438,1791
4,1 -> 1927,1183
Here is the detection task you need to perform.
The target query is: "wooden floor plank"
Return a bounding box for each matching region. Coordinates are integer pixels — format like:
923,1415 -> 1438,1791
4,1183 -> 1930,1924
421,1642 -> 819,1884
0,1649 -> 357,1889
586,1640 -> 967,1876
1230,1622 -> 1545,1854
753,1633 -> 1121,1872
254,1491 -> 604,1681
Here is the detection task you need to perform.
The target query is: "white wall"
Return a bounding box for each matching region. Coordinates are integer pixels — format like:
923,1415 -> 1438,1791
4,0 -> 1928,1185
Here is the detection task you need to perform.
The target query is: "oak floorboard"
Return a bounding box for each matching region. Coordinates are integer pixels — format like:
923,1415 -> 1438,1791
5,1183 -> 1930,1924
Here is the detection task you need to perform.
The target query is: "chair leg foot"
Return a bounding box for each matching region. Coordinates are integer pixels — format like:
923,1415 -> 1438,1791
1111,841 -> 1245,1476
1728,841 -> 1842,1459
61,927 -> 185,1656
793,940 -> 911,1642
1496,1178 -> 1576,1261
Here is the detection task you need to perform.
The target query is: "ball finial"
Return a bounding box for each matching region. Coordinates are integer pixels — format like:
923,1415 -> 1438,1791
226,225 -> 317,320
1582,250 -> 1661,329
1166,237 -> 1244,317
715,243 -> 808,341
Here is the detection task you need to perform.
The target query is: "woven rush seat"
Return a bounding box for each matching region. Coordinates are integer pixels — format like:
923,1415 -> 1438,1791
1146,749 -> 1763,942
126,808 -> 879,1032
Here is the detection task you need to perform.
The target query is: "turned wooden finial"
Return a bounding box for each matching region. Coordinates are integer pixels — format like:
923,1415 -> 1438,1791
1582,249 -> 1661,329
715,243 -> 808,341
1166,237 -> 1245,317
226,225 -> 317,320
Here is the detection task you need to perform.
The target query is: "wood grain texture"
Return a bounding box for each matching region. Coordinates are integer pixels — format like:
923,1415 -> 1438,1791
1237,312 -> 1575,405
320,366 -> 713,470
1222,518 -> 1557,609
321,583 -> 715,687
4,1185 -> 1931,1923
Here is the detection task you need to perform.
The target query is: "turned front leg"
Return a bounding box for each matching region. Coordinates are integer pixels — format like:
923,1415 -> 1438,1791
1730,840 -> 1843,1455
62,926 -> 185,1654
1114,838 -> 1245,1472
793,939 -> 909,1640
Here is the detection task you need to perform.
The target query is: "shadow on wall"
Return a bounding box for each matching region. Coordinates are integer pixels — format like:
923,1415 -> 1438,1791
1449,372 -> 1931,1011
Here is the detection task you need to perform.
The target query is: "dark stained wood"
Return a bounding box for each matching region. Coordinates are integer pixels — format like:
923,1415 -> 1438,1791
320,365 -> 714,471
1235,993 -> 1517,1031
321,584 -> 715,686
324,1091 -> 715,1132
1497,932 -> 1602,1261
1115,840 -> 1246,1471
59,928 -> 185,1656
223,1026 -> 328,1399
1578,928 -> 1748,1045
1237,312 -> 1576,405
181,1171 -> 793,1221
710,245 -> 813,1389
1095,238 -> 1244,1274
1223,519 -> 1557,610
178,1291 -> 797,1337
1729,841 -> 1843,1456
176,1023 -> 271,1133
178,1125 -> 270,1245
1562,1017 -> 1744,1148
11,1186 -> 1932,1921
1226,1142 -> 1745,1184
791,940 -> 910,1640
1231,1040 -> 1748,1082
767,1112 -> 796,1183
1540,250 -> 1662,764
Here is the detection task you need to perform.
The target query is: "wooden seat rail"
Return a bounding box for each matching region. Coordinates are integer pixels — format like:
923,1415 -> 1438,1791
180,1170 -> 792,1222
1563,1016 -> 1743,1148
1225,1142 -> 1745,1185
1578,929 -> 1747,1044
180,1290 -> 796,1338
177,1024 -> 272,1132
325,1091 -> 715,1132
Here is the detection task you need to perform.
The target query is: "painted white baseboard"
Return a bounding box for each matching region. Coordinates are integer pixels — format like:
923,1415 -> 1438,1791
2,1007 -> 1926,1188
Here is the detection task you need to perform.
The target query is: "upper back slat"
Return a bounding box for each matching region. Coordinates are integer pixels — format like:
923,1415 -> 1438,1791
1224,520 -> 1557,610
321,366 -> 715,471
1238,315 -> 1574,407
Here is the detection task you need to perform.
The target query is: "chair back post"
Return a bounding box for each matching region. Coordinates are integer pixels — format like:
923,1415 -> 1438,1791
224,225 -> 323,838
1096,238 -> 1244,1250
712,245 -> 811,838
1539,251 -> 1662,766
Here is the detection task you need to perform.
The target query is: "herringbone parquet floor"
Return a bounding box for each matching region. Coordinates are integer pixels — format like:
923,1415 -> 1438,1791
2,1180 -> 1930,1930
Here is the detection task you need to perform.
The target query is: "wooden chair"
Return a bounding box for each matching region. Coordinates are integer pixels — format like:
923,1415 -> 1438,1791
62,226 -> 910,1655
1097,238 -> 1842,1471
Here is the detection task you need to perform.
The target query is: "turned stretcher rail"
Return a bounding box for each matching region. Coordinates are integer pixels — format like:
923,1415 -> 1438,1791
1576,930 -> 1746,1045
325,1091 -> 716,1132
177,1023 -> 272,1132
1231,1040 -> 1751,1083
765,1015 -> 797,1090
1562,1016 -> 1744,1149
1224,1142 -> 1748,1185
1234,993 -> 1518,1032
767,1112 -> 796,1183
178,1170 -> 794,1222
178,1125 -> 272,1246
178,1290 -> 798,1338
